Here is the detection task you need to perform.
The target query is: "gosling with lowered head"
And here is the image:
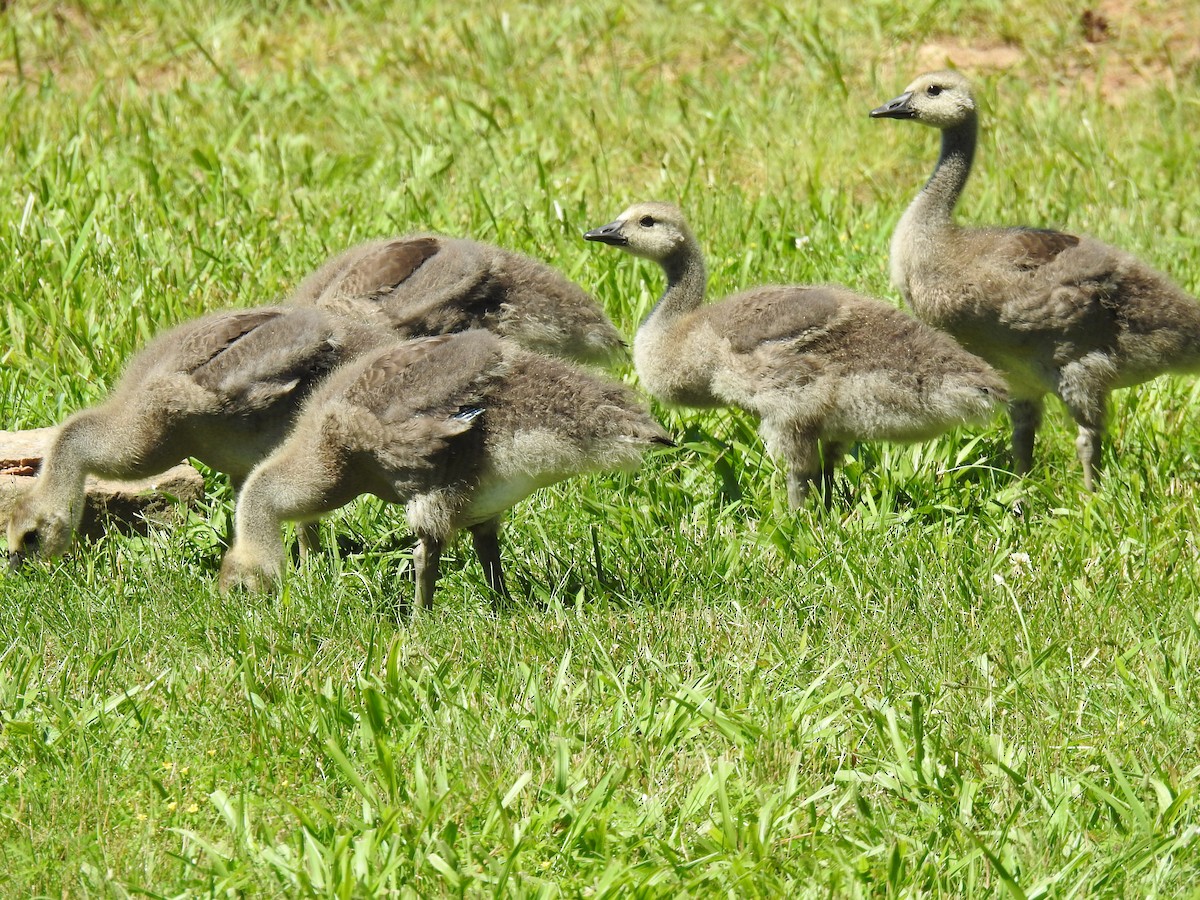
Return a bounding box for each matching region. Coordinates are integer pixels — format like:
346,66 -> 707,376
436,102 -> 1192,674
6,305 -> 386,568
219,329 -> 672,609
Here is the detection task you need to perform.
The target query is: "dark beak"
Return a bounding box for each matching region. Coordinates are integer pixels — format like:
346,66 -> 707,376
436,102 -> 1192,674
8,550 -> 25,573
583,221 -> 628,246
870,91 -> 915,119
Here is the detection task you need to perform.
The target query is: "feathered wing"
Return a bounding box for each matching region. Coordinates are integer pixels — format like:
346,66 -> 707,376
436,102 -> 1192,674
321,237 -> 441,301
188,307 -> 341,412
978,229 -> 1120,336
375,239 -> 502,336
171,309 -> 285,370
293,236 -> 496,338
288,237 -> 441,306
1004,228 -> 1082,270
341,331 -> 507,467
718,286 -> 846,355
306,236 -> 499,337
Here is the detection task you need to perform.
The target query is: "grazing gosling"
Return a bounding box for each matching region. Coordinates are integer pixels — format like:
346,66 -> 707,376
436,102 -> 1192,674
872,70 -> 1200,490
219,330 -> 672,608
6,306 -> 385,567
584,202 -> 1005,507
289,235 -> 627,367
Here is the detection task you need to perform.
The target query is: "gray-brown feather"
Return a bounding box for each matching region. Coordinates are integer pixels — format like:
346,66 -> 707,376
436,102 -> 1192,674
221,330 -> 668,602
876,68 -> 1200,488
585,200 -> 1005,507
716,286 -> 842,355
189,307 -> 342,413
6,304 -> 392,561
289,235 -> 626,366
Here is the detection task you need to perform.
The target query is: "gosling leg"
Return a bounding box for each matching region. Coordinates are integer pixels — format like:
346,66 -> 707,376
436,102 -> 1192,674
1009,397 -> 1044,477
782,432 -> 821,510
413,535 -> 442,612
819,441 -> 845,510
1059,370 -> 1108,492
470,520 -> 511,609
225,474 -> 246,548
297,521 -> 322,561
1066,403 -> 1106,492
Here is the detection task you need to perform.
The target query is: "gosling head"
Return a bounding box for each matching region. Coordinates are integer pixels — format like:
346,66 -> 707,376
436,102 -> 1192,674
584,201 -> 696,264
870,70 -> 976,130
218,545 -> 281,595
6,489 -> 82,571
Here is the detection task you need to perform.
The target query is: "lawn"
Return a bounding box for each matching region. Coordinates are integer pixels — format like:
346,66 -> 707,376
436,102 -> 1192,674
2,0 -> 1200,895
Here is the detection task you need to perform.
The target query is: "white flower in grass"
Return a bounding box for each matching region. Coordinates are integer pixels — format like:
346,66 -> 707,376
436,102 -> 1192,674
1009,552 -> 1031,568
993,573 -> 1006,586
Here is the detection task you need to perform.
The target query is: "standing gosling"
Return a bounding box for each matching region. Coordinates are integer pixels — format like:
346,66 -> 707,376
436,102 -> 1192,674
584,202 -> 1006,507
6,306 -> 384,567
289,235 -> 627,367
872,70 -> 1200,490
218,330 -> 672,609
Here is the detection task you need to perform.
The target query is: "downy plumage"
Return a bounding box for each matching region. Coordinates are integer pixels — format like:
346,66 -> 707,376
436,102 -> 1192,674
585,201 -> 1005,507
219,329 -> 672,608
872,70 -> 1200,489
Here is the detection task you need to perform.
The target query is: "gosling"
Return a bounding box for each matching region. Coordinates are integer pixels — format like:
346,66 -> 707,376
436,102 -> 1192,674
289,235 -> 627,367
584,202 -> 1006,508
872,70 -> 1200,490
218,330 -> 672,609
6,306 -> 385,567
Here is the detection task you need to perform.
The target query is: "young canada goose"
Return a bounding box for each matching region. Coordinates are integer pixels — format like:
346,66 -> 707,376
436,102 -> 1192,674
584,202 -> 1006,507
289,235 -> 627,367
218,329 -> 672,608
871,70 -> 1200,490
6,306 -> 386,568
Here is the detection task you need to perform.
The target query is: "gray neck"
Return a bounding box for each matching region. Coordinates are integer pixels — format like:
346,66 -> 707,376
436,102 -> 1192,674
231,474 -> 286,569
643,246 -> 707,331
37,416 -> 96,507
912,115 -> 977,226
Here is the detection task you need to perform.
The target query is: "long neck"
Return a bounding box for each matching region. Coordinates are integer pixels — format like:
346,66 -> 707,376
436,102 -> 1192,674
35,415 -> 98,511
642,245 -> 707,332
230,470 -> 287,571
911,115 -> 977,227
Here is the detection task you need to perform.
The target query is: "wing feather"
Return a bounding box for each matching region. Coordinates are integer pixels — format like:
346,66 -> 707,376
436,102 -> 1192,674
189,308 -> 340,411
719,287 -> 845,355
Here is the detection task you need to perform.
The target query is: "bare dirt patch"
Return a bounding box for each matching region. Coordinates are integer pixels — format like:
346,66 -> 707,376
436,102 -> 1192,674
913,0 -> 1198,103
915,41 -> 1025,73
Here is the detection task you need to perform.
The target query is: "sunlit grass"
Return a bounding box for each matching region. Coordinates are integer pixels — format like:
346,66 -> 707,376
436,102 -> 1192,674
2,0 -> 1200,895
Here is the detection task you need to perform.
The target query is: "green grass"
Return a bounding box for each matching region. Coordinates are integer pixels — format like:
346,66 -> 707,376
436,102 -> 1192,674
3,0 -> 1200,895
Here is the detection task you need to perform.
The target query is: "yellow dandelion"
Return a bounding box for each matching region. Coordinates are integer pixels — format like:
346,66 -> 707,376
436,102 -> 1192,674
187,803 -> 199,814
167,801 -> 178,811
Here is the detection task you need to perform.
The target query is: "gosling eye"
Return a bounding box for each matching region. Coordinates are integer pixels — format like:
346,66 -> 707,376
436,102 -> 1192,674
639,215 -> 655,227
926,84 -> 943,97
